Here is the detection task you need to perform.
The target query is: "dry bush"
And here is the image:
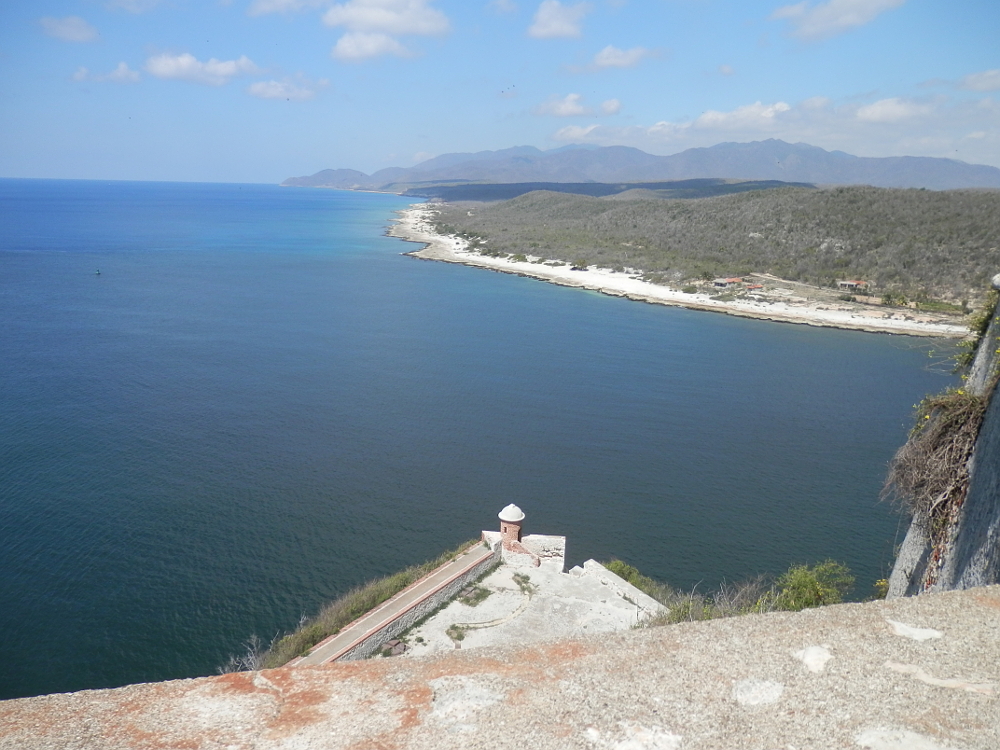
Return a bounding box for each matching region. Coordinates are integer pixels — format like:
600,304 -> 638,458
218,634 -> 269,674
883,389 -> 987,535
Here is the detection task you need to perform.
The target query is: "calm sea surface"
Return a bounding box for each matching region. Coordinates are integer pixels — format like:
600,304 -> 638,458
0,179 -> 952,699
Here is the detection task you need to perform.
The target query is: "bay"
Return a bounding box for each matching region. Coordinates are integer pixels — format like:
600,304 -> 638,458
0,179 -> 950,699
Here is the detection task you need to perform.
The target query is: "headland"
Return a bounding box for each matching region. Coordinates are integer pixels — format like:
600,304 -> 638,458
389,203 -> 968,339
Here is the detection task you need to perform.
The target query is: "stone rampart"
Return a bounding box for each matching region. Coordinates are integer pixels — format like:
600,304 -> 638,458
577,559 -> 666,620
335,545 -> 501,661
482,531 -> 566,571
4,586 -> 996,749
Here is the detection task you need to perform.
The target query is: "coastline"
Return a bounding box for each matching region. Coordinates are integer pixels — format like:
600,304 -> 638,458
388,203 -> 968,339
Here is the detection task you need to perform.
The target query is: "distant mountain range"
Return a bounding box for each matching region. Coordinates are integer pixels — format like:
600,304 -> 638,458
282,140 -> 1000,193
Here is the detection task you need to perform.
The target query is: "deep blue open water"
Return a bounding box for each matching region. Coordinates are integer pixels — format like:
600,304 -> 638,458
0,179 -> 952,700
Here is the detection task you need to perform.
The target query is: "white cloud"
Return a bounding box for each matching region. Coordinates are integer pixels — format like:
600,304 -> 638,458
248,78 -> 325,100
600,98 -> 621,115
696,101 -> 792,129
332,32 -> 409,60
105,0 -> 162,12
550,94 -> 1000,169
770,0 -> 905,41
528,1 -> 592,39
801,95 -> 830,109
106,62 -> 141,83
323,0 -> 449,35
488,0 -> 518,12
72,62 -> 141,83
960,69 -> 1000,92
856,97 -> 931,122
323,0 -> 448,61
248,0 -> 324,15
592,45 -> 648,69
553,124 -> 599,140
145,53 -> 259,86
40,16 -> 98,43
536,93 -> 588,116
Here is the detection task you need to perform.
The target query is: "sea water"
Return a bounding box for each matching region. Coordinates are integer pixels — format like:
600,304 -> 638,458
0,179 -> 952,699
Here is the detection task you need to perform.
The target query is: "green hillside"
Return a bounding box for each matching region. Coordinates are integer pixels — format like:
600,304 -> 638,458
431,186 -> 1000,302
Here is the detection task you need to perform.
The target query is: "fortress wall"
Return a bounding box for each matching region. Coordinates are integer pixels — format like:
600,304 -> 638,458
4,586 -> 997,750
336,545 -> 501,661
579,560 -> 666,619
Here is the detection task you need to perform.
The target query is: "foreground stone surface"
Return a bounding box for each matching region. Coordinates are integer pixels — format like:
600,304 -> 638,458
3,587 -> 998,750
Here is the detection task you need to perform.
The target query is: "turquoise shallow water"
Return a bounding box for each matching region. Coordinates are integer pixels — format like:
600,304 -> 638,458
0,179 -> 951,699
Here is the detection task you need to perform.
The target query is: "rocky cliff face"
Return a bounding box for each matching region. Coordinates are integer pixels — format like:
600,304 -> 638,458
888,278 -> 1000,597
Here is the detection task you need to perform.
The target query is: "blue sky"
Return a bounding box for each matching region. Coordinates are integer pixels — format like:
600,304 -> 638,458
2,0 -> 998,183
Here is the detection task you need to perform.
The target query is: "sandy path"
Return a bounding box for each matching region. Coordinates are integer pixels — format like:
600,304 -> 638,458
387,204 -> 968,339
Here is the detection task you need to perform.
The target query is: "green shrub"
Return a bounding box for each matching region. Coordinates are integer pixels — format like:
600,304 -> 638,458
602,558 -> 855,627
768,560 -> 854,611
954,290 -> 999,369
604,559 -> 658,595
512,572 -> 536,595
459,586 -> 492,606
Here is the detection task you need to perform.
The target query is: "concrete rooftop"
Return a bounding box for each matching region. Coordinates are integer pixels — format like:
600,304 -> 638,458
2,586 -> 997,749
402,559 -> 664,657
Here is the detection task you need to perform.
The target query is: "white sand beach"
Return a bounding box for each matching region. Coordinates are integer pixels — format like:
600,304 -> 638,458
388,203 -> 968,339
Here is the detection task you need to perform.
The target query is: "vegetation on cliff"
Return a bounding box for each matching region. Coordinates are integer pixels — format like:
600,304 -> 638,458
603,558 -> 855,626
431,186 -> 1000,302
883,291 -> 1000,589
222,540 -> 478,672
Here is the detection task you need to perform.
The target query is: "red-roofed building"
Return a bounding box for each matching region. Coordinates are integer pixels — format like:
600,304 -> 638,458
838,280 -> 867,291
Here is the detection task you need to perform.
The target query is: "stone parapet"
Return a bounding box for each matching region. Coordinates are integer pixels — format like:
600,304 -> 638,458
482,531 -> 566,572
577,559 -> 666,620
3,586 -> 997,749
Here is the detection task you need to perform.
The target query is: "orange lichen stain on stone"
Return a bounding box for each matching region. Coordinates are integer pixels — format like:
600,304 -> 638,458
115,724 -> 203,750
529,639 -> 594,668
971,589 -> 1000,610
257,673 -> 343,735
391,680 -> 434,731
0,703 -> 62,740
212,670 -> 260,695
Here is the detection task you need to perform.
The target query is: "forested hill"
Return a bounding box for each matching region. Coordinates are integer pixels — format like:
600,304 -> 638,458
431,186 -> 1000,302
